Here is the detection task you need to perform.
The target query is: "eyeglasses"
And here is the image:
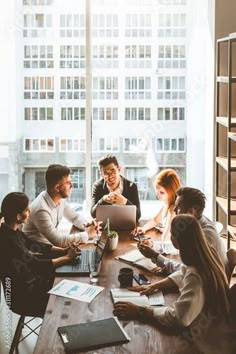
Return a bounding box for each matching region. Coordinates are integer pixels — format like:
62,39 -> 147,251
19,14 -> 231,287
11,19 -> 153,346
102,169 -> 118,178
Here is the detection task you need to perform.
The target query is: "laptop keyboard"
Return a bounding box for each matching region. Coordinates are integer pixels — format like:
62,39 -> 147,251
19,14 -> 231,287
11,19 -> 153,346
72,249 -> 96,272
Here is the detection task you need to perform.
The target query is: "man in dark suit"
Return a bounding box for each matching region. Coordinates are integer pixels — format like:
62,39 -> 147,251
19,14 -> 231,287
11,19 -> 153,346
91,155 -> 141,221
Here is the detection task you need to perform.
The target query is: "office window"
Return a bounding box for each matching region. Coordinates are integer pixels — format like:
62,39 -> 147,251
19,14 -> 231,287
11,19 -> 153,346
92,14 -> 118,37
126,167 -> 148,197
23,0 -> 54,5
157,13 -> 186,37
24,45 -> 53,68
60,14 -> 85,37
61,107 -> 85,120
24,77 -> 54,99
92,107 -> 118,120
23,14 -> 52,37
71,168 -> 85,189
24,107 -> 53,120
125,77 -> 151,99
124,138 -> 149,153
157,76 -> 185,99
125,14 -> 151,37
125,45 -> 151,68
157,45 -> 186,69
157,0 -> 187,4
60,77 -> 86,99
60,45 -> 85,68
92,137 -> 119,152
157,107 -> 185,120
125,107 -> 150,120
93,77 -> 118,100
24,138 -> 55,152
92,45 -> 118,68
156,137 -> 185,152
59,138 -> 85,152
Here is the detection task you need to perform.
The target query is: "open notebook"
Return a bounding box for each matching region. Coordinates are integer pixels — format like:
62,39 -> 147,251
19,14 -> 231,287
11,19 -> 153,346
117,249 -> 160,272
110,288 -> 165,307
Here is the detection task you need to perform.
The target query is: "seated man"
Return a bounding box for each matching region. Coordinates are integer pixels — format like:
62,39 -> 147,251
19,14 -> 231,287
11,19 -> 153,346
91,155 -> 141,221
23,164 -> 97,247
138,187 -> 229,278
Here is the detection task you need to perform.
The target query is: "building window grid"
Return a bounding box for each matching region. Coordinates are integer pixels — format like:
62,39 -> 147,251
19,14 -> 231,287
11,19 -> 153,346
157,45 -> 186,69
92,107 -> 118,120
24,107 -> 53,120
157,0 -> 187,5
125,14 -> 152,37
23,14 -> 52,37
61,107 -> 85,120
157,107 -> 185,120
23,0 -> 54,5
92,137 -> 119,152
24,77 -> 54,99
156,137 -> 185,152
24,45 -> 53,69
125,107 -> 151,120
60,14 -> 85,38
92,14 -> 119,37
59,138 -> 86,152
24,138 -> 55,152
60,45 -> 85,69
71,169 -> 85,189
93,77 -> 118,100
157,76 -> 185,100
125,45 -> 151,68
126,167 -> 148,191
124,137 -> 149,153
125,77 -> 151,99
157,13 -> 186,37
92,45 -> 119,68
60,77 -> 86,100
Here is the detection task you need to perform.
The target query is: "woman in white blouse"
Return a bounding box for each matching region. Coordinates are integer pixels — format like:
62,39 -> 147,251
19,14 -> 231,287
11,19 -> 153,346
114,215 -> 234,353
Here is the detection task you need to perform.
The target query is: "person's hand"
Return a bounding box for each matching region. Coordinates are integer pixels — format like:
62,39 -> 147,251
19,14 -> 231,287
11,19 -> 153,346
140,283 -> 160,295
111,192 -> 127,205
138,243 -> 156,259
102,193 -> 114,204
113,301 -> 140,320
141,238 -> 153,248
127,285 -> 149,292
86,224 -> 97,238
131,226 -> 145,236
66,246 -> 80,261
69,239 -> 81,252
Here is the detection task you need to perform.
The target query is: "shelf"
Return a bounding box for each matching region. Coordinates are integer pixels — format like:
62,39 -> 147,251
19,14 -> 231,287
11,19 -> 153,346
216,157 -> 236,171
227,225 -> 236,240
216,196 -> 236,215
228,132 -> 236,142
216,116 -> 236,127
217,34 -> 236,42
217,76 -> 236,83
217,36 -> 229,43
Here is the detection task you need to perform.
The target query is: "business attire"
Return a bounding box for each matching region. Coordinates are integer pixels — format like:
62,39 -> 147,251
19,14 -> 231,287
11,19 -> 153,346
0,224 -> 54,317
153,265 -> 234,354
91,175 -> 141,221
23,191 -> 87,247
152,215 -> 229,279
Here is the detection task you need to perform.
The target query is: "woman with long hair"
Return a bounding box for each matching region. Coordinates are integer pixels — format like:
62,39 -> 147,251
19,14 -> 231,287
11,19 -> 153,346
0,192 -> 80,317
115,215 -> 233,352
132,168 -> 180,241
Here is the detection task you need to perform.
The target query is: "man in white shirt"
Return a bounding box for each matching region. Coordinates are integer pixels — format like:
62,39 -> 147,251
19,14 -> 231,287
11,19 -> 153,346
23,164 -> 97,247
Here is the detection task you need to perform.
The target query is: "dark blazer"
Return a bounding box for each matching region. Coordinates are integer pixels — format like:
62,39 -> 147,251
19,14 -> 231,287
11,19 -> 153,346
91,175 -> 141,221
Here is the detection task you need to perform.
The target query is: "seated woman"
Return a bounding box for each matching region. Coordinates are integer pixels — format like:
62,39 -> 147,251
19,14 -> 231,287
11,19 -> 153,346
132,168 -> 180,242
0,192 -> 80,317
114,215 -> 234,353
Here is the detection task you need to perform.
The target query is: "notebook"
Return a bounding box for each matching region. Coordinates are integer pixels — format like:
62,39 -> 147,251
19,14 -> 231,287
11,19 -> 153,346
117,249 -> 160,273
55,231 -> 108,275
110,288 -> 165,307
96,204 -> 136,230
58,317 -> 131,353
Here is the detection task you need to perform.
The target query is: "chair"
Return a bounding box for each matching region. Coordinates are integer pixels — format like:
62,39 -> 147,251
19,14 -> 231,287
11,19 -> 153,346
0,277 -> 42,354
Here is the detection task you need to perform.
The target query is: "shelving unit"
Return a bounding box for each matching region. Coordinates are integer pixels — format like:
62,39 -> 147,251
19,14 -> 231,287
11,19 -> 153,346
215,33 -> 236,248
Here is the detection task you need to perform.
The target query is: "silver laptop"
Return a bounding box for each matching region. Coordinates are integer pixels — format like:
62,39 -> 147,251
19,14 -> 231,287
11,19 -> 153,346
55,228 -> 108,275
96,205 -> 136,230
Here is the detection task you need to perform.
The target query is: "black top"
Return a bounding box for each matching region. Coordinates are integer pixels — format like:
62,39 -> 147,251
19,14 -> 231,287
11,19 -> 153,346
0,224 -> 54,315
91,176 -> 141,221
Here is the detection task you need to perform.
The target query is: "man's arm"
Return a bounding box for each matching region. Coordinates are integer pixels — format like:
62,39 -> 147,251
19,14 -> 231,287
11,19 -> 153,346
63,202 -> 87,230
90,181 -> 108,218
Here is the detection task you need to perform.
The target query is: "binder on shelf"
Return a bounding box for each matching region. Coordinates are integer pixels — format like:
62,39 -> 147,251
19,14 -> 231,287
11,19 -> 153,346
58,317 -> 131,353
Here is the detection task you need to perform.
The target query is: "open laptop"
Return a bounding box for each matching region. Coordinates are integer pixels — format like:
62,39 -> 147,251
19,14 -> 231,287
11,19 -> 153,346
55,223 -> 109,276
96,205 -> 136,230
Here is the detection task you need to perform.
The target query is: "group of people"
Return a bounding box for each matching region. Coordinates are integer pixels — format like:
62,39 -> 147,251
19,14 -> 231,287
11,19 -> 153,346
0,154 -> 235,352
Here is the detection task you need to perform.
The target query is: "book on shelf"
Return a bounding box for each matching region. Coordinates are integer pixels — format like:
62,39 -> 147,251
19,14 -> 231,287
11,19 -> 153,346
110,288 -> 165,307
58,317 -> 130,353
117,249 -> 160,272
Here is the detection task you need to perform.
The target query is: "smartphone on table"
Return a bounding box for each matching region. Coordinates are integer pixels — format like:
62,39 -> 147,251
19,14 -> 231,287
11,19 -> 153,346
133,273 -> 151,285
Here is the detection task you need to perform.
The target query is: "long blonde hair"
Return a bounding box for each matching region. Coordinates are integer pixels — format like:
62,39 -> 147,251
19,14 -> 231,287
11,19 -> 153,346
171,214 -> 230,317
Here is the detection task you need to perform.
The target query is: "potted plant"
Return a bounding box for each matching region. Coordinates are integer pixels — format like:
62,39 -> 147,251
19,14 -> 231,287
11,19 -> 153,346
108,230 -> 119,251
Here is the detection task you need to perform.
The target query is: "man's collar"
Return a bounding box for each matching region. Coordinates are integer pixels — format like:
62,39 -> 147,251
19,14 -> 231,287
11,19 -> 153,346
44,191 -> 61,208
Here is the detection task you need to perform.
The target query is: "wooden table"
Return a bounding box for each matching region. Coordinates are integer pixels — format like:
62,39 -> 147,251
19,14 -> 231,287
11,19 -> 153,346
34,230 -> 198,354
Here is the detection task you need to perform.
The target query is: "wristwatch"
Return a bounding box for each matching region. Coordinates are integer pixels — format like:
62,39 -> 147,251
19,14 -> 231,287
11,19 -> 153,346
137,306 -> 147,320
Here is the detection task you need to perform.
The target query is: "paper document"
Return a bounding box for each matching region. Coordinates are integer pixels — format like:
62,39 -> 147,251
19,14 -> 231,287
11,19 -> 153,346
48,279 -> 104,303
110,288 -> 165,306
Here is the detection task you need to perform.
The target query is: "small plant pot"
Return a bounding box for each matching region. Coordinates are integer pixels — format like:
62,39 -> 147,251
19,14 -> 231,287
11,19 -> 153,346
108,234 -> 118,251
